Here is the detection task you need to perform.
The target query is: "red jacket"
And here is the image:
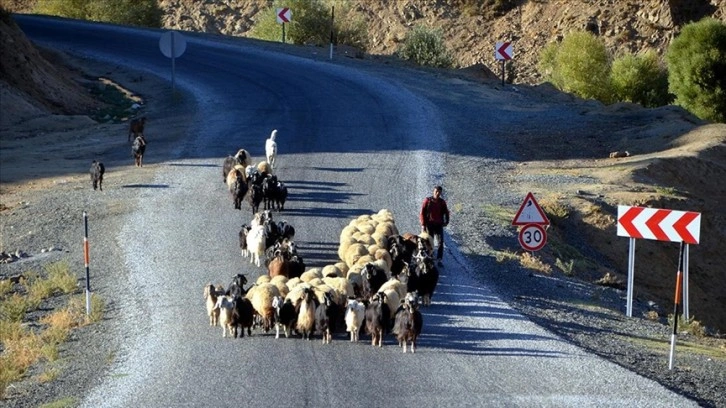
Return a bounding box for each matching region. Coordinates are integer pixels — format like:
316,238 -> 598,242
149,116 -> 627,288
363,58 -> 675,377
420,196 -> 449,227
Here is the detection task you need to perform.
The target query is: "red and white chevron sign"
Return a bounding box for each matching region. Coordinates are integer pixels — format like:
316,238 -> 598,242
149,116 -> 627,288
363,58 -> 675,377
617,206 -> 701,245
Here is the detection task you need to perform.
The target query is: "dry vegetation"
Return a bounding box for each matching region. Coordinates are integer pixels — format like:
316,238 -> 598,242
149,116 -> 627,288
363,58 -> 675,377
0,261 -> 104,398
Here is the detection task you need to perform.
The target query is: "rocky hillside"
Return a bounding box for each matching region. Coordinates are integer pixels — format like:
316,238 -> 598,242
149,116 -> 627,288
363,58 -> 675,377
157,0 -> 726,84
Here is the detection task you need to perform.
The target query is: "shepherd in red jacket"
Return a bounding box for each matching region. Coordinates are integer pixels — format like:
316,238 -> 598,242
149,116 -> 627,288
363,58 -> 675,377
419,185 -> 450,264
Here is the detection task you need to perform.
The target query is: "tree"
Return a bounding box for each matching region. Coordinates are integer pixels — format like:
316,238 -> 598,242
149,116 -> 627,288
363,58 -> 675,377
611,50 -> 672,108
538,31 -> 613,103
34,0 -> 161,28
666,18 -> 726,123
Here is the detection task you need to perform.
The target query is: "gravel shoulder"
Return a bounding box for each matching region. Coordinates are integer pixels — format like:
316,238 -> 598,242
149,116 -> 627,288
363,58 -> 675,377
1,44 -> 725,408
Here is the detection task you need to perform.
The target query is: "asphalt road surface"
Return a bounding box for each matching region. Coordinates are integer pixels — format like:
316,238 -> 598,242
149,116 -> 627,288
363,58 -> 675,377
15,15 -> 697,408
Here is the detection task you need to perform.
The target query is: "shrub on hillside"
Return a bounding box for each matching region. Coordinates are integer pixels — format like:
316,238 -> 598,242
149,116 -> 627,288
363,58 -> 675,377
538,31 -> 613,103
250,0 -> 368,51
397,25 -> 454,69
34,0 -> 161,28
666,18 -> 726,123
611,50 -> 672,108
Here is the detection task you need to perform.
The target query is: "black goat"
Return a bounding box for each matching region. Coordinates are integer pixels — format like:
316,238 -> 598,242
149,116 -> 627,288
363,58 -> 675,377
90,160 -> 105,191
230,296 -> 255,338
249,184 -> 263,214
227,274 -> 248,299
388,235 -> 418,277
362,262 -> 388,299
393,301 -> 423,353
364,292 -> 389,347
273,295 -> 297,338
231,170 -> 249,210
415,256 -> 439,307
315,292 -> 339,344
239,224 -> 251,257
287,254 -> 305,279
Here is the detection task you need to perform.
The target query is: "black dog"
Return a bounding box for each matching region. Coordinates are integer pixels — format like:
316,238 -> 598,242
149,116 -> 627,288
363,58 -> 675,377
90,160 -> 105,191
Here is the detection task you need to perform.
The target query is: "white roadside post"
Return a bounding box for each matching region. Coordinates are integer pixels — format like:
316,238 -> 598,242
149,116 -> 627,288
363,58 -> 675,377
159,31 -> 187,94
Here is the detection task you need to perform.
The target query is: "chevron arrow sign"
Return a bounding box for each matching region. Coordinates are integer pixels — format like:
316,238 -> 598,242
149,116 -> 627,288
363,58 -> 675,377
617,206 -> 701,245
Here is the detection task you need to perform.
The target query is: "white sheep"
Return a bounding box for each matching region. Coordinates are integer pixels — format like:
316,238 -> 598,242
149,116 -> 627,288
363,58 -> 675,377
215,295 -> 236,338
246,225 -> 266,267
265,129 -> 278,171
378,278 -> 406,304
323,276 -> 354,305
257,160 -> 271,175
345,299 -> 366,342
381,288 -> 401,321
249,282 -> 280,333
270,275 -> 290,298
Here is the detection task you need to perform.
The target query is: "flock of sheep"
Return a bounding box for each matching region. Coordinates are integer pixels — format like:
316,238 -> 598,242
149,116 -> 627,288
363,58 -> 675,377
222,130 -> 287,213
206,203 -> 439,352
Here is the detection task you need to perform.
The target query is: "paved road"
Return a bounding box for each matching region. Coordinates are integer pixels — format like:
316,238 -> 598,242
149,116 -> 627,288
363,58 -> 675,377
16,15 -> 697,408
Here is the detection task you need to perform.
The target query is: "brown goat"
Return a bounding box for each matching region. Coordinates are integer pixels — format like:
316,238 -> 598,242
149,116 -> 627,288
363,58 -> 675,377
268,253 -> 289,279
128,116 -> 147,142
204,283 -> 223,326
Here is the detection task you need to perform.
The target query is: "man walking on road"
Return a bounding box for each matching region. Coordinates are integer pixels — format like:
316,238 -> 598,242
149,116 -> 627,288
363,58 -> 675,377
420,185 -> 450,265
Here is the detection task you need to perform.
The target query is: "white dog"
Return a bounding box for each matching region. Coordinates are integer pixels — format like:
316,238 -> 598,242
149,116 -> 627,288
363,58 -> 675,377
265,129 -> 278,171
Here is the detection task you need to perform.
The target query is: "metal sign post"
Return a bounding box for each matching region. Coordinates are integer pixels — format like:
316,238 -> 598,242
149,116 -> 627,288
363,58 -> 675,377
159,31 -> 187,94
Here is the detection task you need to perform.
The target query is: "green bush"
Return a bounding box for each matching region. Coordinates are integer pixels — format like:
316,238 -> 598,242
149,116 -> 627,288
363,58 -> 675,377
34,0 -> 162,28
330,1 -> 369,52
250,0 -> 368,50
666,18 -> 726,123
611,50 -> 672,108
538,31 -> 613,103
250,0 -> 330,46
397,25 -> 454,69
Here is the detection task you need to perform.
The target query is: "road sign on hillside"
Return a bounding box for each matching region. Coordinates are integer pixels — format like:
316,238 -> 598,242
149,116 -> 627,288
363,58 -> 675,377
495,42 -> 513,60
277,7 -> 291,23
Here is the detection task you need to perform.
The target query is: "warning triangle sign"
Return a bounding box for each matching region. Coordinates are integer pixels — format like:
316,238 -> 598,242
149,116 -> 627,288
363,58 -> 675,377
512,192 -> 550,225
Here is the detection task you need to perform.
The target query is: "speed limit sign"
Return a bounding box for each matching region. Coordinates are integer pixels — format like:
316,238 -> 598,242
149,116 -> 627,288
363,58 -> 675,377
518,223 -> 547,251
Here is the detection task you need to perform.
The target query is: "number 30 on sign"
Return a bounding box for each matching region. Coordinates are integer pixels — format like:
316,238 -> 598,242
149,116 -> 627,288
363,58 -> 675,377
518,223 -> 547,251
